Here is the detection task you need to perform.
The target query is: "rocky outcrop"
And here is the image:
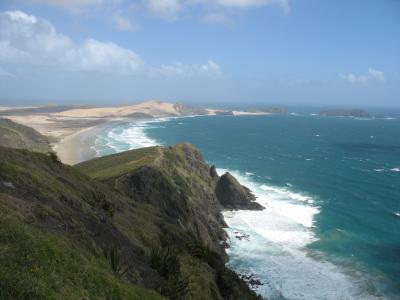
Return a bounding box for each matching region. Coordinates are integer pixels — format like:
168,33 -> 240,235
75,143 -> 263,299
114,143 -> 228,257
115,165 -> 190,221
215,110 -> 234,116
216,172 -> 264,210
210,164 -> 219,179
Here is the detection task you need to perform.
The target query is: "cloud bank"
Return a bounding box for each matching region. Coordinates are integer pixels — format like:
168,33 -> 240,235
0,10 -> 221,77
150,60 -> 222,77
25,0 -> 289,23
146,0 -> 289,21
340,68 -> 384,84
28,0 -> 104,12
0,10 -> 143,73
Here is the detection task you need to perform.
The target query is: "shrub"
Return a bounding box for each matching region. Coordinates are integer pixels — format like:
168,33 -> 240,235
150,241 -> 189,299
103,247 -> 129,277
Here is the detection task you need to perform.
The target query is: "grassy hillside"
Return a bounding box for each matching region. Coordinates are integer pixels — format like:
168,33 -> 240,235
0,146 -> 165,299
0,144 -> 261,300
76,146 -> 162,181
0,118 -> 51,153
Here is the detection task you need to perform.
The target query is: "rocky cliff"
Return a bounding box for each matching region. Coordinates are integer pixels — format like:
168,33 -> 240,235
215,172 -> 264,210
0,142 -> 263,300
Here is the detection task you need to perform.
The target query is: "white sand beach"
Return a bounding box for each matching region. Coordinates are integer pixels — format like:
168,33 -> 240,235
1,100 -> 273,165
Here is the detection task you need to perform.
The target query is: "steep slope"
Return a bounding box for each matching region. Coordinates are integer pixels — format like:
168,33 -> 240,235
0,118 -> 51,152
0,146 -> 164,299
77,144 -> 227,256
215,172 -> 264,210
1,144 -> 261,300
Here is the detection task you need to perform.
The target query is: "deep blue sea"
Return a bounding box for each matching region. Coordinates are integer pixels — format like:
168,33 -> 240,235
93,113 -> 400,300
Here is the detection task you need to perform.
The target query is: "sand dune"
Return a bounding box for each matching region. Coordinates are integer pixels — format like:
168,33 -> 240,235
1,100 -> 273,164
1,101 -> 202,139
53,100 -> 187,118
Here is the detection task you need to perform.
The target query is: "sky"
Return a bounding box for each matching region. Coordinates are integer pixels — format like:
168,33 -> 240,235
0,0 -> 399,107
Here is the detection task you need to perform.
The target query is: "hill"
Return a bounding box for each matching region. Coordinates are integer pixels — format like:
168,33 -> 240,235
0,118 -> 51,153
0,143 -> 262,299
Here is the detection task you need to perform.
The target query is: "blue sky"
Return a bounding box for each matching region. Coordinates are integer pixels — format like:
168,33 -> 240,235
0,0 -> 399,107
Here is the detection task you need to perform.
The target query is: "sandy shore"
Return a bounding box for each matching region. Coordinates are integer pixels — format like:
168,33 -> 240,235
53,119 -> 132,165
1,100 -> 275,165
53,125 -> 100,165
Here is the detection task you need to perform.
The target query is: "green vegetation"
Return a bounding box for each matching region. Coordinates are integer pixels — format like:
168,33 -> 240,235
0,206 -> 163,300
0,142 -> 261,299
0,118 -> 51,153
76,146 -> 161,181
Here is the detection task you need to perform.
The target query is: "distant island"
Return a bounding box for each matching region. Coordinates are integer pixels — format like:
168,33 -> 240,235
319,108 -> 371,118
246,107 -> 287,115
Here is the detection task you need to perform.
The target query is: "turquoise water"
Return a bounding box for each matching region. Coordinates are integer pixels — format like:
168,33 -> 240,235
93,114 -> 400,299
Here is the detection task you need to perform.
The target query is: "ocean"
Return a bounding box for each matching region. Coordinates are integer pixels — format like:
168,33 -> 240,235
92,113 -> 400,300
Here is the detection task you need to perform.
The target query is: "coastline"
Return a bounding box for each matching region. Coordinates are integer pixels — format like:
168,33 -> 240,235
52,119 -> 124,165
13,109 -> 395,299
53,125 -> 100,165
52,116 -> 165,165
0,101 -> 276,166
100,116 -> 388,299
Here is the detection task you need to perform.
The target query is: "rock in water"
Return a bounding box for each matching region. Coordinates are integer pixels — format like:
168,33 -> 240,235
215,172 -> 264,210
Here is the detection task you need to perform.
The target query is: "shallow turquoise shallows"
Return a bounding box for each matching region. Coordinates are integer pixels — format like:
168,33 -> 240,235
93,114 -> 400,300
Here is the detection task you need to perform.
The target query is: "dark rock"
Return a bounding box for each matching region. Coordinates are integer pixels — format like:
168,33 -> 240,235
239,273 -> 264,288
115,165 -> 190,222
215,110 -> 234,116
234,230 -> 250,241
210,165 -> 219,179
216,172 -> 264,210
1,181 -> 14,189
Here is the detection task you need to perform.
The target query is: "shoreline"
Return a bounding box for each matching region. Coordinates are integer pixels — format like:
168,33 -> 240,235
53,125 -> 99,165
52,116 -> 170,165
31,111 -> 391,298
0,101 -> 276,166
97,118 -> 384,299
53,119 -> 125,165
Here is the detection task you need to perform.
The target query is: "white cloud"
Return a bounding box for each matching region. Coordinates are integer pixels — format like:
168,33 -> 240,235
147,0 -> 183,21
150,60 -> 222,77
26,0 -> 289,24
0,10 -> 143,73
0,10 -> 222,78
368,68 -> 384,81
27,0 -> 104,12
145,0 -> 289,21
216,0 -> 289,12
113,13 -> 137,32
340,68 -> 385,84
202,11 -> 233,25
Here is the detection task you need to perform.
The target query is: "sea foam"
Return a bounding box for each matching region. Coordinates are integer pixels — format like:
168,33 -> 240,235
92,119 -> 166,156
92,120 -> 381,299
219,168 -> 379,300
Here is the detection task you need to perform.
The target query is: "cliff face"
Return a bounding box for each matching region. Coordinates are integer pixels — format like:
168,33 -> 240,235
215,172 -> 264,211
0,143 -> 262,300
113,144 -> 227,257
